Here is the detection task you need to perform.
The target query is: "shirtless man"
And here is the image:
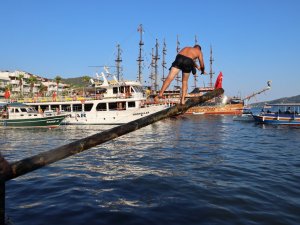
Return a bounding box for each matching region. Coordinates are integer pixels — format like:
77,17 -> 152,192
155,45 -> 205,105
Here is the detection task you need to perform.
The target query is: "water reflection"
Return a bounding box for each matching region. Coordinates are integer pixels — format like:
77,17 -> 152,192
4,116 -> 300,225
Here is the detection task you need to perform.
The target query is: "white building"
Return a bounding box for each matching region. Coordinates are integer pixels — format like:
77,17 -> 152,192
0,70 -> 70,98
0,71 -> 11,97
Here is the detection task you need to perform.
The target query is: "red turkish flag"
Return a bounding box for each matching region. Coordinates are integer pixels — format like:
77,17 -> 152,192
214,72 -> 223,89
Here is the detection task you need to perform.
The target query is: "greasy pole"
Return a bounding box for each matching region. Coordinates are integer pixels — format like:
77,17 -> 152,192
3,88 -> 224,182
0,154 -> 12,225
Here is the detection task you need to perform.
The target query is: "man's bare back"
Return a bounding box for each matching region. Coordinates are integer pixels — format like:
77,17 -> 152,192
179,47 -> 200,59
179,46 -> 205,73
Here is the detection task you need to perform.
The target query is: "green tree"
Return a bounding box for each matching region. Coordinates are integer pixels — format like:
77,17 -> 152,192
38,83 -> 47,97
5,84 -> 12,91
54,75 -> 62,93
0,81 -> 4,92
82,75 -> 90,96
17,73 -> 24,97
27,75 -> 37,97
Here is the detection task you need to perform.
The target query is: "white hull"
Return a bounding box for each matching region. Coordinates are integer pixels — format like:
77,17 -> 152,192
63,104 -> 167,125
28,99 -> 169,125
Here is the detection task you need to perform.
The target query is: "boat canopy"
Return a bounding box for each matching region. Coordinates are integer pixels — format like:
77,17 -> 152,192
265,103 -> 300,107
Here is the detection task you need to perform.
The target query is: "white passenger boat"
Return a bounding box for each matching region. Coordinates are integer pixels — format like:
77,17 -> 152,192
25,71 -> 170,125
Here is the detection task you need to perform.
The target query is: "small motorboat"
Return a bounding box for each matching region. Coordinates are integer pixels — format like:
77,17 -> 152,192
0,102 -> 66,128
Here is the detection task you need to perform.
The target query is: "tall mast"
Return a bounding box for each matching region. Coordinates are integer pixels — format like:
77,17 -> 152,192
209,45 -> 215,88
175,34 -> 181,89
115,44 -> 122,81
161,39 -> 167,83
176,34 -> 181,53
150,48 -> 155,91
154,38 -> 160,92
137,24 -> 144,83
193,35 -> 198,89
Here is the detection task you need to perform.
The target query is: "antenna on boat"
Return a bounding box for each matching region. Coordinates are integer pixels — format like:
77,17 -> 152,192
115,44 -> 123,81
176,34 -> 181,53
194,35 -> 198,45
208,45 -> 215,88
161,38 -> 167,83
137,24 -> 144,83
88,65 -> 116,81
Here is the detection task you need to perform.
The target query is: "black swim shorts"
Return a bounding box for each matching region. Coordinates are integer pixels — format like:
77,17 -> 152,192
171,54 -> 195,73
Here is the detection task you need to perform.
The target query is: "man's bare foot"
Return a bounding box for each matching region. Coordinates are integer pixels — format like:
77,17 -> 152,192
154,96 -> 160,104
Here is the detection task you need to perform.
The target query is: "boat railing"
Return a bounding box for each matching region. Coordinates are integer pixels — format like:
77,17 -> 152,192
8,94 -> 144,104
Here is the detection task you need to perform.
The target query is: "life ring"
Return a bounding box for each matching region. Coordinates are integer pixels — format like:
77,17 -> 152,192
81,99 -> 85,104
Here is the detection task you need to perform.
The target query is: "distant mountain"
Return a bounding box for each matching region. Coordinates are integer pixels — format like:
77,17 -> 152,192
251,94 -> 300,107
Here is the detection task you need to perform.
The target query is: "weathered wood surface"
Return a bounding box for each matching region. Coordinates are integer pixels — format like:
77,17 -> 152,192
0,154 -> 9,225
2,88 -> 224,182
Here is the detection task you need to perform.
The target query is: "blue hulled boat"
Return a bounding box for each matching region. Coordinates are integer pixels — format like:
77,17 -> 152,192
253,103 -> 300,125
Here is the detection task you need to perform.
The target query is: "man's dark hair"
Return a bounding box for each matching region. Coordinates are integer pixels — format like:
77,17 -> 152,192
194,44 -> 201,50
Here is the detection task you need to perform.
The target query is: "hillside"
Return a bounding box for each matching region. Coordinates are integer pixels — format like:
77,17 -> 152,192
62,77 -> 91,87
251,94 -> 300,107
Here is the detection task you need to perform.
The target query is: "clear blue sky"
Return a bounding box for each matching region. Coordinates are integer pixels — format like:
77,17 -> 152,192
1,0 -> 300,102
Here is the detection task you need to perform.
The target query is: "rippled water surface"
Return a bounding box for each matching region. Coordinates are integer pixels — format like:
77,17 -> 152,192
1,115 -> 300,225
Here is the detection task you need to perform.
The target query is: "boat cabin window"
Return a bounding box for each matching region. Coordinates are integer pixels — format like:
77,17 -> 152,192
32,106 -> 38,111
20,108 -> 27,112
113,87 -> 118,94
132,86 -> 143,93
27,108 -> 37,113
50,105 -> 60,111
15,108 -> 20,113
116,102 -> 126,110
39,105 -> 48,112
61,104 -> 71,112
84,103 -> 93,112
108,102 -> 118,110
96,103 -> 107,111
73,104 -> 83,112
128,101 -> 136,108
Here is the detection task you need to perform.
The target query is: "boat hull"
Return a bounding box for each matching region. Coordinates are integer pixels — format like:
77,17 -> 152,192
186,103 -> 244,115
63,105 -> 168,125
0,115 -> 66,128
253,115 -> 300,125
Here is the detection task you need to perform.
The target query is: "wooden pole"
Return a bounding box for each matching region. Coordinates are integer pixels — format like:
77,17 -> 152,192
0,154 -> 12,225
0,180 -> 4,225
3,88 -> 224,182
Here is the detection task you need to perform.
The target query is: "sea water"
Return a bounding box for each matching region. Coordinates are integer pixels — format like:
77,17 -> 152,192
1,115 -> 300,225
